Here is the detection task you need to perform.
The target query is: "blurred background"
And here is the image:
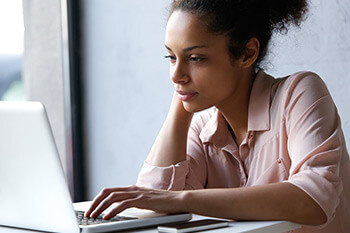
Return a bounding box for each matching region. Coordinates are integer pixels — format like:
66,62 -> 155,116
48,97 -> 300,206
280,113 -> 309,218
1,0 -> 349,201
0,0 -> 24,101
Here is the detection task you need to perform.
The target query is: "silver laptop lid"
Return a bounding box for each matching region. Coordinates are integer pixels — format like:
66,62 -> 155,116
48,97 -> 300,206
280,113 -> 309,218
0,101 -> 79,233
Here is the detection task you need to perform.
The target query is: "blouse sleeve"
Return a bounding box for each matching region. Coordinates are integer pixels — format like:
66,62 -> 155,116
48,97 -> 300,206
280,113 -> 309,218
283,72 -> 344,224
136,113 -> 210,190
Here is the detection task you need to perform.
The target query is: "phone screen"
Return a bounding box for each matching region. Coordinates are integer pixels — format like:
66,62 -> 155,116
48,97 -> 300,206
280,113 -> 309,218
158,219 -> 229,233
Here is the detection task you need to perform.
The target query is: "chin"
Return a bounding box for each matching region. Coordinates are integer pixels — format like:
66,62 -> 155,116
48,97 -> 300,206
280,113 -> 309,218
183,102 -> 213,113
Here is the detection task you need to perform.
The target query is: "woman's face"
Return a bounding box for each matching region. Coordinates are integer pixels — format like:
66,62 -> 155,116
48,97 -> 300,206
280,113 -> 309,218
165,10 -> 249,113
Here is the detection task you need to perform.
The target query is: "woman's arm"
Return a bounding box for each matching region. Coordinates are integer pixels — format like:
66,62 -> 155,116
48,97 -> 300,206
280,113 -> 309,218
181,182 -> 327,226
146,93 -> 193,167
85,182 -> 326,226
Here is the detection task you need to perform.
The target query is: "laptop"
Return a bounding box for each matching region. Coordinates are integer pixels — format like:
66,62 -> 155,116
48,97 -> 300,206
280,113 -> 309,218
0,101 -> 191,233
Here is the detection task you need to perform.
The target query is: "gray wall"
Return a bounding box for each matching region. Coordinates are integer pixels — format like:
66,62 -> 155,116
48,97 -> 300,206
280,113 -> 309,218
81,0 -> 350,199
81,0 -> 172,198
22,0 -> 67,174
265,0 -> 350,145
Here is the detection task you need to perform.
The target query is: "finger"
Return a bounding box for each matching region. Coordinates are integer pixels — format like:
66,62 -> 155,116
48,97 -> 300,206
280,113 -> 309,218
90,191 -> 140,218
103,197 -> 142,220
90,200 -> 112,219
85,187 -> 118,217
85,186 -> 141,217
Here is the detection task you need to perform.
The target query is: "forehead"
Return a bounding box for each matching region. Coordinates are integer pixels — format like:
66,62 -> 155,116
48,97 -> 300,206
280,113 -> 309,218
165,10 -> 226,49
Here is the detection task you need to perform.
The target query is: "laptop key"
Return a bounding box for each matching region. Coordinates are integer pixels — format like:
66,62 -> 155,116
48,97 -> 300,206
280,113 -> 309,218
75,210 -> 137,226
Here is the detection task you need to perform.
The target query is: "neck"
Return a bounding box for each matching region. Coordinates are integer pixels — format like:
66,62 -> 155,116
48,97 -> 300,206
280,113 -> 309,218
216,68 -> 256,145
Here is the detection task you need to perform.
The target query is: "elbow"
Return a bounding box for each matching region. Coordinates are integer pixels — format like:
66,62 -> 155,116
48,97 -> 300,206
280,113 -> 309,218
304,197 -> 328,226
288,184 -> 328,226
284,186 -> 328,226
307,210 -> 327,226
293,202 -> 328,226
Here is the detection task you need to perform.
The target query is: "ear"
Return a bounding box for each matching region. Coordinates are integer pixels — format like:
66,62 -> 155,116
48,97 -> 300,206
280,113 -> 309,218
240,37 -> 260,68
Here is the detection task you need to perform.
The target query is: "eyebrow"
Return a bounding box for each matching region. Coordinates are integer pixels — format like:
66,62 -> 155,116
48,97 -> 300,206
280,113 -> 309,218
165,44 -> 209,52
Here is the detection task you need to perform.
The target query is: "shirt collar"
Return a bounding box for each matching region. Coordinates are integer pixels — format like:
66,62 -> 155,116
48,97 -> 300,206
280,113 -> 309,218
199,108 -> 230,147
247,70 -> 274,132
199,70 -> 274,146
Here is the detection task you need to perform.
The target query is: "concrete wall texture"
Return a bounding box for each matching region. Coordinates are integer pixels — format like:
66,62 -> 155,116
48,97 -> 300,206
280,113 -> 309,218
23,0 -> 67,174
81,0 -> 171,198
81,0 -> 350,199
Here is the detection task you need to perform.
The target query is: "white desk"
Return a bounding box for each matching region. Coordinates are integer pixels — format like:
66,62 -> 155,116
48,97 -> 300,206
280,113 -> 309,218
123,215 -> 301,233
0,202 -> 300,233
0,217 -> 300,233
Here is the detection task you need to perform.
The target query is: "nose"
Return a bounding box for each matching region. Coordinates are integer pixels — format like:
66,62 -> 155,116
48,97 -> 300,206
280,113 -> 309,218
170,61 -> 190,84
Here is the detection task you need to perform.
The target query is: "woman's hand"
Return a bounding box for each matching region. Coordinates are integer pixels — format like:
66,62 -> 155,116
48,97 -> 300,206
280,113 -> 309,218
168,91 -> 193,118
85,185 -> 185,220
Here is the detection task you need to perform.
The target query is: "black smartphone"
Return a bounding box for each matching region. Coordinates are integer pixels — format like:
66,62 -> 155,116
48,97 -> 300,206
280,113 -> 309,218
157,219 -> 229,233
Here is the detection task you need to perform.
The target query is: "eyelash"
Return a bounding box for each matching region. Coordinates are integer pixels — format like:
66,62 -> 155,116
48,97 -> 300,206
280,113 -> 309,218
164,55 -> 205,63
190,57 -> 204,62
164,55 -> 176,61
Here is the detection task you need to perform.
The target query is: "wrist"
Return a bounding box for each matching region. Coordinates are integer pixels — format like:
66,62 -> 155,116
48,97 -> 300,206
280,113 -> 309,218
166,100 -> 193,132
169,92 -> 193,118
177,190 -> 193,213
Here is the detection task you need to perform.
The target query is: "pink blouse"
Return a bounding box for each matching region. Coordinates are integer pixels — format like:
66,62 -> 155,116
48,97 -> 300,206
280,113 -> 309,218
137,71 -> 350,233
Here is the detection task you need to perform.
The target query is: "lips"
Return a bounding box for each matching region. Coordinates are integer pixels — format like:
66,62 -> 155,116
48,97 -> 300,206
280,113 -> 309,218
176,90 -> 198,101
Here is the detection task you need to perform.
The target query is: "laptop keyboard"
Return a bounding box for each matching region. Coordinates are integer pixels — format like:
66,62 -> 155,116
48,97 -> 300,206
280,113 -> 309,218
75,211 -> 137,226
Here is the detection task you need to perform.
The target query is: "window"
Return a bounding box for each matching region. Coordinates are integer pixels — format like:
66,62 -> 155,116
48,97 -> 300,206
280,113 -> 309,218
0,0 -> 25,101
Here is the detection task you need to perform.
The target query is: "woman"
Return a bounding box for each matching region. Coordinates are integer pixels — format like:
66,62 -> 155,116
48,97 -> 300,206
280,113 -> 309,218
85,0 -> 350,232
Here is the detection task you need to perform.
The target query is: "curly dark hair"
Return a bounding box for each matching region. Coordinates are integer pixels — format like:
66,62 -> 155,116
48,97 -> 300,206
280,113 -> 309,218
169,0 -> 309,68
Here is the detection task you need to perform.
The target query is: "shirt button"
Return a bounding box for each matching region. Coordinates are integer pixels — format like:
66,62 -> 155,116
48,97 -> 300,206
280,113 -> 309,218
277,159 -> 282,164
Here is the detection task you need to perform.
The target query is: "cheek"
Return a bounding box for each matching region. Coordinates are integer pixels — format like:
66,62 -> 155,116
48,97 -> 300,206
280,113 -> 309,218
197,73 -> 237,97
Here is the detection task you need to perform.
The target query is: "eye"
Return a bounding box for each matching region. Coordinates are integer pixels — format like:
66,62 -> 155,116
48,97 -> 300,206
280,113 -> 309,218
164,55 -> 176,63
189,56 -> 205,62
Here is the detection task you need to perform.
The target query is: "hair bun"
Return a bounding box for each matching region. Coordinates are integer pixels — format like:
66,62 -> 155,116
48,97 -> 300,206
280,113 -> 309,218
263,0 -> 309,32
